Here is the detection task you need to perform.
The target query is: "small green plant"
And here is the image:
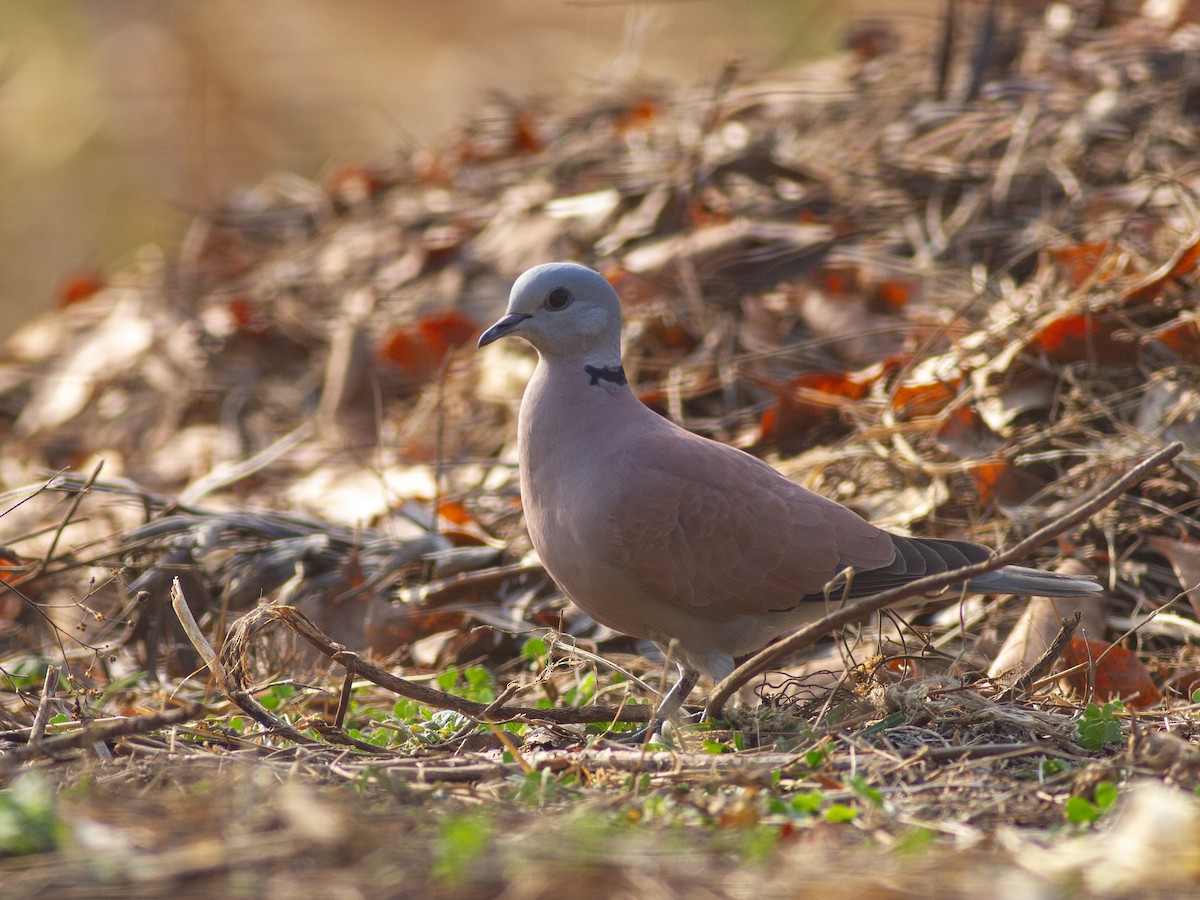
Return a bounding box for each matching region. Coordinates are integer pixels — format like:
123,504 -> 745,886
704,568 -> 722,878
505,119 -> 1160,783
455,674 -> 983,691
848,775 -> 884,809
790,791 -> 823,816
258,682 -> 296,711
1077,701 -> 1124,751
0,774 -> 60,856
1065,781 -> 1118,825
522,636 -> 549,664
1019,757 -> 1072,783
433,812 -> 494,882
824,802 -> 858,824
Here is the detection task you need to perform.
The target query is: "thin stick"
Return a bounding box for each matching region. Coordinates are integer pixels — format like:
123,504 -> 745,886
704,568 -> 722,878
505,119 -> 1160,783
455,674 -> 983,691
995,611 -> 1081,703
220,605 -> 652,727
171,577 -> 219,674
705,441 -> 1183,719
37,460 -> 104,576
29,665 -> 61,744
1,703 -> 203,767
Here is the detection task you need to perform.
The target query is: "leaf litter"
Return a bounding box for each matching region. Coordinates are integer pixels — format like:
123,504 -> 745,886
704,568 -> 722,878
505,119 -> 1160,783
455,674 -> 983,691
4,5 -> 1200,896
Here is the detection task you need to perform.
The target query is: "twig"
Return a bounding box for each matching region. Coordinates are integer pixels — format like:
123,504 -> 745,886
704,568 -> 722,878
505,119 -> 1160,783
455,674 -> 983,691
219,605 -> 652,728
0,703 -> 204,767
29,665 -> 61,745
995,611 -> 1081,703
705,441 -> 1184,720
36,460 -> 104,576
171,577 -> 219,675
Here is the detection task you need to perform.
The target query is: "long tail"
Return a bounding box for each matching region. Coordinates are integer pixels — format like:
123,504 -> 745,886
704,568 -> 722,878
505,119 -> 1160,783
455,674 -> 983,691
816,535 -> 1102,600
966,564 -> 1102,598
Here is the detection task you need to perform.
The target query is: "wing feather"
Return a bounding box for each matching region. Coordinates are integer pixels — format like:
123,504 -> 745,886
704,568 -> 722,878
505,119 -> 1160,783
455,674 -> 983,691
594,422 -> 896,614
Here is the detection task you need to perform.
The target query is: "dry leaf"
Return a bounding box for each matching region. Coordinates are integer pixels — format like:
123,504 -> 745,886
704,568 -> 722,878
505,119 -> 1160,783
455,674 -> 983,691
1061,638 -> 1162,708
1146,535 -> 1200,617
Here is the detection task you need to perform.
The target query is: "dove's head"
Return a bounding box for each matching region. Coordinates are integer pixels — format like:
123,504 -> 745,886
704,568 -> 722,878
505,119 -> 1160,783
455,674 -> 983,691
478,263 -> 623,365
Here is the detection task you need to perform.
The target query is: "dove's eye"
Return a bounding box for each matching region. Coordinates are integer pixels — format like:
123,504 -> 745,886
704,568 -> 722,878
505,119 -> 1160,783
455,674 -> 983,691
546,287 -> 572,310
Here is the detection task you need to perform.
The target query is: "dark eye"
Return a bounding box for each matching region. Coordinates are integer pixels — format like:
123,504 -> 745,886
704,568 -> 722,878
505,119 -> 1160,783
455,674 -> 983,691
546,287 -> 571,310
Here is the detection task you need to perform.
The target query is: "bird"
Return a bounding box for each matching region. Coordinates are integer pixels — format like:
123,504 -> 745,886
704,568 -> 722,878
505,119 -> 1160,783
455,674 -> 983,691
478,262 -> 1102,738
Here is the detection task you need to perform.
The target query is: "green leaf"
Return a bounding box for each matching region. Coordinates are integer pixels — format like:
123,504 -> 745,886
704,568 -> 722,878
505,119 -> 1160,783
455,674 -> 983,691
1094,781 -> 1118,811
0,774 -> 59,856
860,712 -> 906,737
1077,701 -> 1124,751
848,775 -> 883,808
805,747 -> 827,769
791,792 -> 823,815
895,826 -> 934,854
824,803 -> 858,823
1038,758 -> 1068,779
434,813 -> 493,881
522,637 -> 548,661
1065,796 -> 1100,824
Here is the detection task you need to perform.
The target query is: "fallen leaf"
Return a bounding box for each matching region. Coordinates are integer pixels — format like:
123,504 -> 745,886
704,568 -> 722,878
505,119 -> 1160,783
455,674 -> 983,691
1143,314 -> 1200,364
58,271 -> 105,307
988,560 -> 1107,679
969,460 -> 1044,507
892,377 -> 960,418
1061,638 -> 1162,708
1121,232 -> 1200,304
934,405 -> 1003,458
1047,241 -> 1119,288
377,310 -> 478,379
613,99 -> 660,136
1145,535 -> 1200,617
871,276 -> 916,312
758,367 -> 880,442
1027,313 -> 1135,365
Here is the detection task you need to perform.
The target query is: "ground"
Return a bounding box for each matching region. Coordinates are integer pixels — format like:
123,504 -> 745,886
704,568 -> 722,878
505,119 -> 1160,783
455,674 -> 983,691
3,3 -> 1200,896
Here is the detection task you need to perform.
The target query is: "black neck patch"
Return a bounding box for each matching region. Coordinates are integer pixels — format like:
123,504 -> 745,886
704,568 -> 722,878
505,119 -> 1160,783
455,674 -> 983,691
584,364 -> 627,387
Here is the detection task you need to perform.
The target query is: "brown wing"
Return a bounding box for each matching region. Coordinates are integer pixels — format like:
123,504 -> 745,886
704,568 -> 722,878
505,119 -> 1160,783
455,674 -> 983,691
593,423 -> 896,614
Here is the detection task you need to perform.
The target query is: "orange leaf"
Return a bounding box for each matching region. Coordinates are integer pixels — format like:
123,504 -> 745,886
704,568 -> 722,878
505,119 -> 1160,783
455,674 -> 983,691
378,311 -> 478,379
871,278 -> 914,312
757,360 -> 908,444
512,112 -> 543,155
0,549 -> 26,585
1061,638 -> 1162,708
968,460 -> 1043,507
1048,242 -> 1112,288
614,99 -> 660,136
227,296 -> 272,336
1028,313 -> 1134,364
437,500 -> 474,527
1143,314 -> 1200,364
1121,233 -> 1200,304
58,271 -> 104,307
892,376 -> 960,417
818,265 -> 860,296
325,164 -> 387,208
934,405 -> 1002,459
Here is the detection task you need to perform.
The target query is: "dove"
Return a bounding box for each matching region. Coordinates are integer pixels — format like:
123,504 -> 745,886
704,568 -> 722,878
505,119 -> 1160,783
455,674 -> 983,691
478,262 -> 1102,737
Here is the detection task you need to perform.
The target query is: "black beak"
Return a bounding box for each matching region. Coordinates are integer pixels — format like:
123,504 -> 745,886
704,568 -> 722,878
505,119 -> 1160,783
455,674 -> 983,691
477,313 -> 531,348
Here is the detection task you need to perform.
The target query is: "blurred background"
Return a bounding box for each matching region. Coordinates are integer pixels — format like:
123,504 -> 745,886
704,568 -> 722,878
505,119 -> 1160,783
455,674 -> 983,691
0,0 -> 936,334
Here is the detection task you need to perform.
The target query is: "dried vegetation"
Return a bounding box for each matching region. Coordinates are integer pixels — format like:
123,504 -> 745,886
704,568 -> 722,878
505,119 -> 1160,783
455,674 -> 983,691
4,3 -> 1200,895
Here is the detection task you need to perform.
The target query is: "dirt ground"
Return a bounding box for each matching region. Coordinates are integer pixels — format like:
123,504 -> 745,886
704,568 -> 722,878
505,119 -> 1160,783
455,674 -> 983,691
4,2 -> 1200,896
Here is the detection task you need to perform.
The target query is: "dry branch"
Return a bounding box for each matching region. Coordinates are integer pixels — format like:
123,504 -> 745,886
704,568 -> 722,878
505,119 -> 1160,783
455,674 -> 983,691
217,604 -> 652,735
0,703 -> 203,768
